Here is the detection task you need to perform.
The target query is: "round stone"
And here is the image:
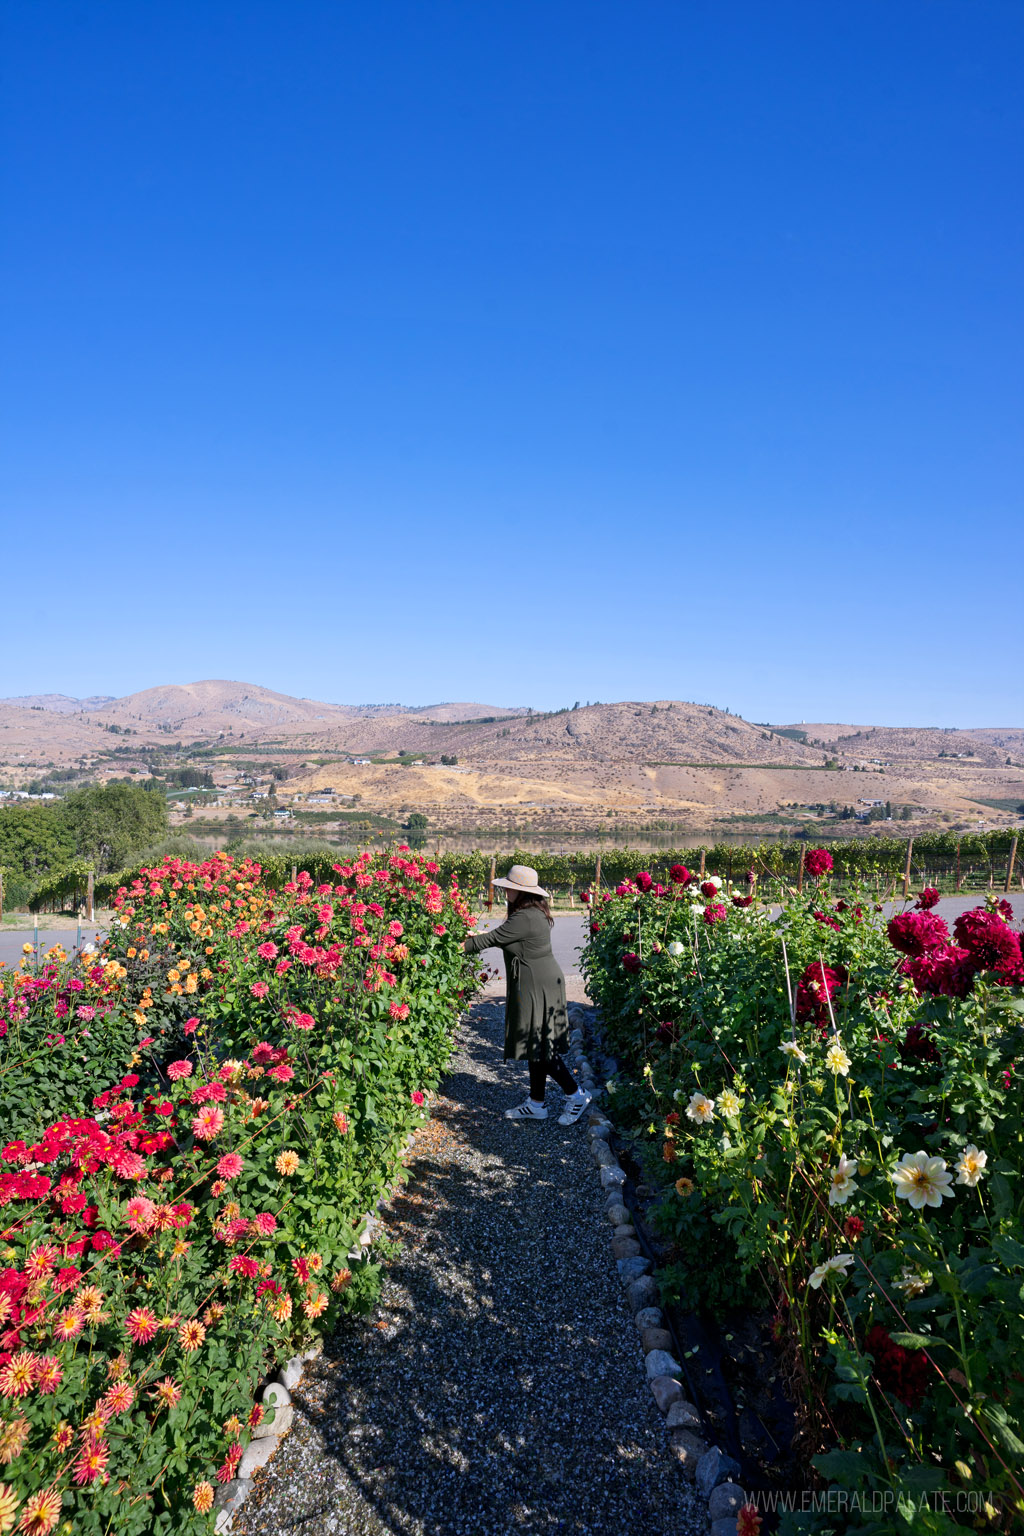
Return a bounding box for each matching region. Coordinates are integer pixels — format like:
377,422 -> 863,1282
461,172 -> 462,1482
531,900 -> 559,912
634,1305 -> 664,1330
708,1483 -> 747,1522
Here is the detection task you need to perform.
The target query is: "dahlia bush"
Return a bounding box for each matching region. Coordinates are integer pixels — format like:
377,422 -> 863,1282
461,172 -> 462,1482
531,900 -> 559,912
0,848 -> 477,1533
582,862 -> 1024,1532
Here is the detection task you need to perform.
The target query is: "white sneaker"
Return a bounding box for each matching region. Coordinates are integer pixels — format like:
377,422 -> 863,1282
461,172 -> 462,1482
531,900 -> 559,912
558,1091 -> 592,1126
504,1099 -> 548,1121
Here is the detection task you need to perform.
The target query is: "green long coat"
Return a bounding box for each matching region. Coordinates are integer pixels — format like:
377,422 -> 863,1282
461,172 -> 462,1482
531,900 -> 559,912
464,905 -> 570,1062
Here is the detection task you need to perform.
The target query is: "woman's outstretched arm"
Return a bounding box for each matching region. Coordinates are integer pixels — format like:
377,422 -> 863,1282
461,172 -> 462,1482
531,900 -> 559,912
463,909 -> 526,954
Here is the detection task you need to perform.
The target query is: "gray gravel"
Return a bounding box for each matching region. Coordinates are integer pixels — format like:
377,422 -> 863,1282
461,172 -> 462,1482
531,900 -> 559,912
234,997 -> 704,1536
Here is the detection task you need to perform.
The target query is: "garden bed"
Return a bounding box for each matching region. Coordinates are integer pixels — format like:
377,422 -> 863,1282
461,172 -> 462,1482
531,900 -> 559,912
580,857 -> 1024,1533
0,848 -> 479,1532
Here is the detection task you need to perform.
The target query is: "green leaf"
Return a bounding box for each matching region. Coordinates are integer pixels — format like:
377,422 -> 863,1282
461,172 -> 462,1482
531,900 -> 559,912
887,1332 -> 936,1351
812,1449 -> 875,1485
992,1235 -> 1024,1269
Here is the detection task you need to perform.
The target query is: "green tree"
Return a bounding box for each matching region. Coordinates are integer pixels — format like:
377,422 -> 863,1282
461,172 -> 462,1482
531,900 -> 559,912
59,782 -> 168,872
404,812 -> 429,831
0,801 -> 73,878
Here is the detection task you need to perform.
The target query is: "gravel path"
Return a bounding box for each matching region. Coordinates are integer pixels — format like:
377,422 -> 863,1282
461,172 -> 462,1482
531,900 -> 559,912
234,997 -> 704,1536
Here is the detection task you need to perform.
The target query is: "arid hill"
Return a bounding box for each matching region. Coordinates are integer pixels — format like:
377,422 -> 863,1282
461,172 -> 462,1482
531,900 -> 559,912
0,683 -> 527,739
782,723 -> 1024,769
0,693 -> 115,714
0,681 -> 1020,834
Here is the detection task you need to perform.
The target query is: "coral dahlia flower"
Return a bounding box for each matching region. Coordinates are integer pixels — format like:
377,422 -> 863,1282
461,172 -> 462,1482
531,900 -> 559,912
178,1318 -> 206,1352
0,1483 -> 19,1533
15,1486 -> 62,1534
72,1439 -> 110,1485
0,1354 -> 36,1399
152,1376 -> 181,1409
217,1153 -> 244,1179
125,1307 -> 158,1344
191,1105 -> 225,1141
192,1482 -> 215,1514
33,1358 -> 62,1395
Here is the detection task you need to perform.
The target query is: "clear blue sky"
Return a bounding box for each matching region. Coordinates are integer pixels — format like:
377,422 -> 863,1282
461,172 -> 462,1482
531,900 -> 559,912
1,2 -> 1021,725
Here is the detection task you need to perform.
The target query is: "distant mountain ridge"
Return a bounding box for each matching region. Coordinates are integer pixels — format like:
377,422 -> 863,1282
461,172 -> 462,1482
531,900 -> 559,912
0,682 -> 529,735
3,693 -> 116,713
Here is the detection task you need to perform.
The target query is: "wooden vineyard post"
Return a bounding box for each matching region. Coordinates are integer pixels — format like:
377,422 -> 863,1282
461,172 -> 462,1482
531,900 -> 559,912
594,854 -> 602,900
699,850 -> 706,880
291,864 -> 297,885
902,838 -> 914,900
86,871 -> 95,924
797,848 -> 804,893
956,838 -> 961,891
487,857 -> 495,914
1006,836 -> 1019,893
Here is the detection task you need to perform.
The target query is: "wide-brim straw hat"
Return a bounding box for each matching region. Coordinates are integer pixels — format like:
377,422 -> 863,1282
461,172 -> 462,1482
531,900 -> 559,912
493,864 -> 549,898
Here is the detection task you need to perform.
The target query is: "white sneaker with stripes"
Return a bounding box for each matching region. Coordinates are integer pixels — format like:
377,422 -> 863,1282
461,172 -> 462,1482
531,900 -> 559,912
558,1090 -> 591,1126
504,1099 -> 548,1120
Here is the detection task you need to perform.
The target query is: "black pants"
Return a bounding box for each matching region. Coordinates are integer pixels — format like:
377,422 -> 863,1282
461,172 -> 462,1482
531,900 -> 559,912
528,1054 -> 578,1101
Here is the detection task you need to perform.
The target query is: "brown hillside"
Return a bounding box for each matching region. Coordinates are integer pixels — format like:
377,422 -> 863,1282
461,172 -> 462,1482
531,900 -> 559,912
783,723 -> 1024,768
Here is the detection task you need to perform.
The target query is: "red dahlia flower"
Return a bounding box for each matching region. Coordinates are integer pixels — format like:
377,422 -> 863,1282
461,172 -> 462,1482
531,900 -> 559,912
953,908 -> 1022,975
621,952 -> 642,973
887,911 -> 950,957
898,1024 -> 942,1066
915,887 -> 941,910
804,848 -> 833,878
795,962 -> 846,1031
865,1324 -> 932,1409
899,945 -> 974,999
669,865 -> 691,885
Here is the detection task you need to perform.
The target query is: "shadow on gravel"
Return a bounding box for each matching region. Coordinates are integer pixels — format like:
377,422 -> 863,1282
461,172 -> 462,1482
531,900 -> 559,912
236,1000 -> 703,1536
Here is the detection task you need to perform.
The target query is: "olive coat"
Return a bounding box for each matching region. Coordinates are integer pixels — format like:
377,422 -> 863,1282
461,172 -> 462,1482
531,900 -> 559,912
464,904 -> 570,1062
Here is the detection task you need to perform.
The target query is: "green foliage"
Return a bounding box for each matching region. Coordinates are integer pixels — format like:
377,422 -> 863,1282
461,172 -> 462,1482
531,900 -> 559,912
0,799 -> 74,879
582,878 -> 1024,1532
60,782 -> 169,871
0,846 -> 479,1531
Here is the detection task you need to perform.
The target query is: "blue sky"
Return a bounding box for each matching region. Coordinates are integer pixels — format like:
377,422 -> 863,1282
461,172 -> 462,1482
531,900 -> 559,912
1,1 -> 1021,724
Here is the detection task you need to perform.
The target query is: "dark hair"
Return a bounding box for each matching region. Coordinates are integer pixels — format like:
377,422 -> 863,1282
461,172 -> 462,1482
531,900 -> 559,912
508,891 -> 554,927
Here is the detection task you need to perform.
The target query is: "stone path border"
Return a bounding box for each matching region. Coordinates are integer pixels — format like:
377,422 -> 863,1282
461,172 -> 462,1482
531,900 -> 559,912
564,1010 -> 754,1536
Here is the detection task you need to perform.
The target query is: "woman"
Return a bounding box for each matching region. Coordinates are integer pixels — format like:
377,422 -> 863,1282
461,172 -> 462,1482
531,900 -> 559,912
463,864 -> 591,1124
